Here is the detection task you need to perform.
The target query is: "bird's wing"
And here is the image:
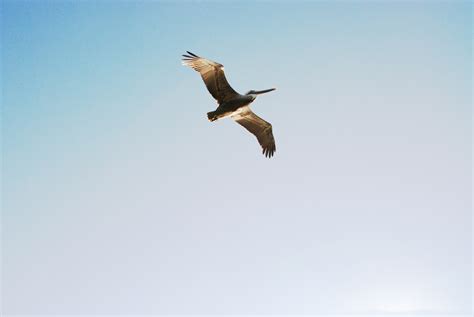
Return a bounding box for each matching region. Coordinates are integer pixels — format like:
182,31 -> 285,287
232,108 -> 276,158
182,51 -> 240,104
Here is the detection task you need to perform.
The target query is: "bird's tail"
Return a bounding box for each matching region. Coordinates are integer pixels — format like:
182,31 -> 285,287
207,111 -> 218,122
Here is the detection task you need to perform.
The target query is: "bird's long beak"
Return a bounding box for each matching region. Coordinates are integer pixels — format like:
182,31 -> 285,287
254,88 -> 276,95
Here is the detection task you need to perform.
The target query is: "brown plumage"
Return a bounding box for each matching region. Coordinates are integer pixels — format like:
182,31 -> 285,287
232,109 -> 276,158
182,51 -> 277,158
182,51 -> 239,104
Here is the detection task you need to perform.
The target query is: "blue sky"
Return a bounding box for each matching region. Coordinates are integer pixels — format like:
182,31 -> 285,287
2,0 -> 472,315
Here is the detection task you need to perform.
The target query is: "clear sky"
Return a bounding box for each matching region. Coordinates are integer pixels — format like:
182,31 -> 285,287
1,0 -> 472,315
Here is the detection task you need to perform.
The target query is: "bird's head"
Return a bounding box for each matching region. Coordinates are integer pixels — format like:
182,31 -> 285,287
245,88 -> 276,97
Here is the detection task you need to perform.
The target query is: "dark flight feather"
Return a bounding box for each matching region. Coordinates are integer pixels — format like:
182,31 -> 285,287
232,108 -> 276,158
181,51 -> 239,104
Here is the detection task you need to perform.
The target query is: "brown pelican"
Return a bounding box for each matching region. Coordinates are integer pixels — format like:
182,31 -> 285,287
182,51 -> 277,158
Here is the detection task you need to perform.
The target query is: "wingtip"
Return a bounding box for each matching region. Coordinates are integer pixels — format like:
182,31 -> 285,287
186,51 -> 199,57
262,147 -> 275,158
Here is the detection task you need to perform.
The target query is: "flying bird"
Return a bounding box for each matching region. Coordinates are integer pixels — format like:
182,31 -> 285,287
182,51 -> 277,158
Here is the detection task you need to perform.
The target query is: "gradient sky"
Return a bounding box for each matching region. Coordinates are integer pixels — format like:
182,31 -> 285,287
1,0 -> 472,315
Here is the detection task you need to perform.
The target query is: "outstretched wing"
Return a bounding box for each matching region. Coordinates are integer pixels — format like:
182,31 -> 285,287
232,108 -> 276,158
182,51 -> 240,104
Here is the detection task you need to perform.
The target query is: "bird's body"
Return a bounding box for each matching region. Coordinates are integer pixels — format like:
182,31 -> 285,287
207,95 -> 254,121
182,51 -> 277,158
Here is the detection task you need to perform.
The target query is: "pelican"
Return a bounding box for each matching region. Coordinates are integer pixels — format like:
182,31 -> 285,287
182,51 -> 277,158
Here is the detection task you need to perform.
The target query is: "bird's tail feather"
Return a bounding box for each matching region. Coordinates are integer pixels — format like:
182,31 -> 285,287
207,111 -> 217,122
